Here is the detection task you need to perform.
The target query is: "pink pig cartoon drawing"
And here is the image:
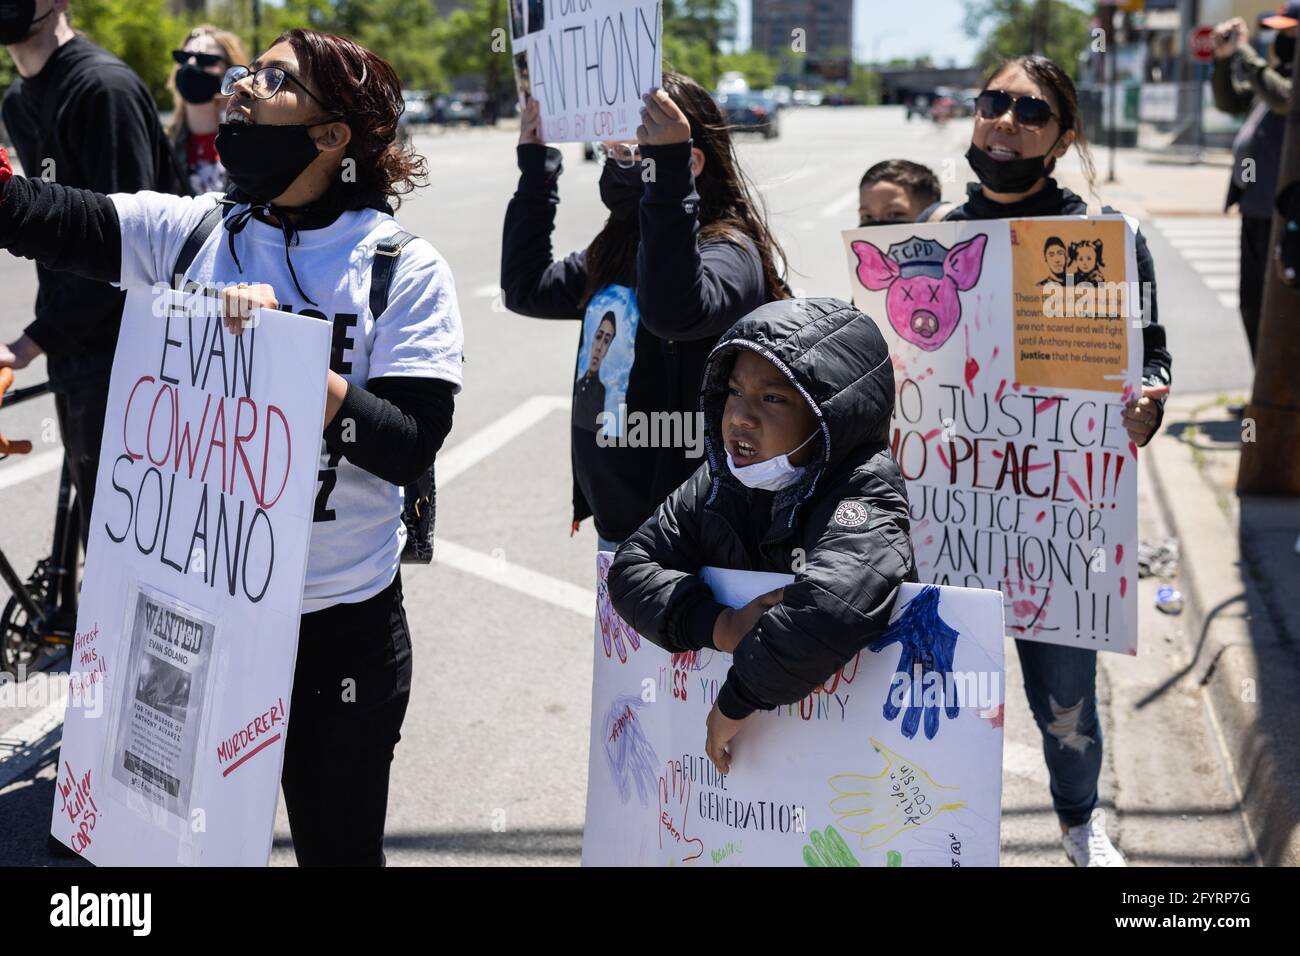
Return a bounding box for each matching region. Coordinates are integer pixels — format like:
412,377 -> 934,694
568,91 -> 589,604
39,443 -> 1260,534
851,233 -> 989,351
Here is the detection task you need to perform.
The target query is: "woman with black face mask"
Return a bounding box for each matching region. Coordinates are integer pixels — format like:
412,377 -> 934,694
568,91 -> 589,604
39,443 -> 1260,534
165,24 -> 248,195
501,72 -> 788,552
921,54 -> 1173,869
0,28 -> 464,866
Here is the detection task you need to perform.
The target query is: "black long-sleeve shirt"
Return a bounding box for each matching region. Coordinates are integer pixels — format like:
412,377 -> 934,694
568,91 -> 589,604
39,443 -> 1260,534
500,140 -> 773,541
0,174 -> 452,482
2,36 -> 184,388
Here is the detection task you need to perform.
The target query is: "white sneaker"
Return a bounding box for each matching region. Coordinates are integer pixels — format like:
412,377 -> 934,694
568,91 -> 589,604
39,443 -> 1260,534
1061,809 -> 1126,867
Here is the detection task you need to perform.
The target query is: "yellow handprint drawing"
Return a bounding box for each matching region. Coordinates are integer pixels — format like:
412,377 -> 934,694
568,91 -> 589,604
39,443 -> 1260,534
828,737 -> 966,849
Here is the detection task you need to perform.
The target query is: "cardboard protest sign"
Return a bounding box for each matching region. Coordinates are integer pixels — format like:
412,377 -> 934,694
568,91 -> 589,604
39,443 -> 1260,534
509,0 -> 663,141
843,217 -> 1143,654
583,556 -> 1006,866
51,287 -> 329,865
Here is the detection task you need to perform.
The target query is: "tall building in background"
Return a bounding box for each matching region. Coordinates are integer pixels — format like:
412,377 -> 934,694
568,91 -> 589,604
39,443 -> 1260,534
751,0 -> 853,83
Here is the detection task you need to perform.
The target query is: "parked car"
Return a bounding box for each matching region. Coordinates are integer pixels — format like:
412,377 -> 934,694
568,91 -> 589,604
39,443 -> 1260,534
763,85 -> 793,108
435,94 -> 486,126
717,70 -> 749,96
717,92 -> 780,139
791,88 -> 824,107
402,89 -> 435,125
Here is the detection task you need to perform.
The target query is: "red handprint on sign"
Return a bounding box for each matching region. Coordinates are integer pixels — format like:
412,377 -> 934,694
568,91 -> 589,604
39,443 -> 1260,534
658,760 -> 704,863
596,552 -> 642,663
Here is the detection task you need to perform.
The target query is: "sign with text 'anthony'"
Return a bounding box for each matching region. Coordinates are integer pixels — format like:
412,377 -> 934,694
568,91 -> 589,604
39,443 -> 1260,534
844,216 -> 1143,654
51,287 -> 329,865
509,0 -> 663,142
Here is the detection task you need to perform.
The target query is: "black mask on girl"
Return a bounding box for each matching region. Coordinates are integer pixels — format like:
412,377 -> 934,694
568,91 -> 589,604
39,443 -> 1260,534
0,0 -> 54,46
965,136 -> 1061,195
599,162 -> 645,221
215,122 -> 323,203
176,64 -> 223,105
1275,32 -> 1296,67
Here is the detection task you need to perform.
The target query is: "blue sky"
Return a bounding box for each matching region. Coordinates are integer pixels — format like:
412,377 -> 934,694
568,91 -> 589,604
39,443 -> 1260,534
734,0 -> 983,67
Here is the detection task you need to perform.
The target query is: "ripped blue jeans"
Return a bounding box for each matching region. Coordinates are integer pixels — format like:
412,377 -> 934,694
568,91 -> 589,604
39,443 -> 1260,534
1015,639 -> 1101,828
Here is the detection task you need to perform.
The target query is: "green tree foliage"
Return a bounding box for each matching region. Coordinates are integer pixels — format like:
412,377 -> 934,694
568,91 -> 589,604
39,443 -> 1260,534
963,0 -> 1091,80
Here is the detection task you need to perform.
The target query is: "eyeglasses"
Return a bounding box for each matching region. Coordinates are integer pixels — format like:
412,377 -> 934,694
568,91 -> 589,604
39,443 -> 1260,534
221,64 -> 338,115
592,142 -> 642,169
975,89 -> 1059,130
173,50 -> 225,69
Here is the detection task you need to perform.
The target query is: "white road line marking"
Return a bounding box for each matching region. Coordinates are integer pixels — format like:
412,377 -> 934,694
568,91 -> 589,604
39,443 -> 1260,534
1163,239 -> 1239,249
0,449 -> 63,492
437,395 -> 569,486
1218,293 -> 1240,308
1183,260 -> 1239,273
1201,275 -> 1237,291
472,283 -> 500,298
0,676 -> 66,789
433,539 -> 594,618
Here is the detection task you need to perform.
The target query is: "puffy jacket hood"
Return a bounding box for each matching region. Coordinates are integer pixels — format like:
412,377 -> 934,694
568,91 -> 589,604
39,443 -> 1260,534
700,297 -> 896,515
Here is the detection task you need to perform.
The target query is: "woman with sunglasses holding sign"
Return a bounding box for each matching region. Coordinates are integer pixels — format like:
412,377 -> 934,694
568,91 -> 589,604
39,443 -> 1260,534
0,28 -> 465,866
166,25 -> 249,195
923,55 -> 1174,867
502,73 -> 788,551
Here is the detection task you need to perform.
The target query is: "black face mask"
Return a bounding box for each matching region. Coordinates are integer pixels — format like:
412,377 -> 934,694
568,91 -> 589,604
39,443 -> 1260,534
599,162 -> 644,221
0,0 -> 53,46
216,121 -> 322,204
966,139 -> 1060,195
176,64 -> 223,105
1275,32 -> 1296,67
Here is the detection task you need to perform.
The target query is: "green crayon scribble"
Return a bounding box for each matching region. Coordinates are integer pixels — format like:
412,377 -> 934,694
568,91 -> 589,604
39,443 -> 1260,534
886,850 -> 903,866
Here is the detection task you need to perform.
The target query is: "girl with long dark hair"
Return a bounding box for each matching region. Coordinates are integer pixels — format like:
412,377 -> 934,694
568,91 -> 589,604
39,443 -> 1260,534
501,72 -> 788,550
0,28 -> 464,866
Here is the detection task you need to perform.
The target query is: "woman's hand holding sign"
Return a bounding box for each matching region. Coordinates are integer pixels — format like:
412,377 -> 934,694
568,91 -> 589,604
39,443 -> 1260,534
518,98 -> 543,146
636,89 -> 690,146
1122,384 -> 1170,447
220,282 -> 278,336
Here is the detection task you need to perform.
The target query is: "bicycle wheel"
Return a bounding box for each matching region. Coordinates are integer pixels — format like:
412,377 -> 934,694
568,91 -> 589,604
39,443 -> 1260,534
1,591 -> 43,676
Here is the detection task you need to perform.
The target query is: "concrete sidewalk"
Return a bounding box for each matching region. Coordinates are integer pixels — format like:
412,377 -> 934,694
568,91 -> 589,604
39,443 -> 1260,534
1145,393 -> 1300,866
1054,145 -> 1235,219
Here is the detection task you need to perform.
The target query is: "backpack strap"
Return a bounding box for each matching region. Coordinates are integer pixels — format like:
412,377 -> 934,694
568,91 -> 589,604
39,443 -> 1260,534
170,202 -> 228,286
370,231 -> 418,318
925,201 -> 958,223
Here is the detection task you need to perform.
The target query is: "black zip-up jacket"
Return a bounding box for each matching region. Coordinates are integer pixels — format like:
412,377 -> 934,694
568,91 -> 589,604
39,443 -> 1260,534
609,298 -> 917,720
1,36 -> 185,389
931,180 -> 1173,437
501,140 -> 772,542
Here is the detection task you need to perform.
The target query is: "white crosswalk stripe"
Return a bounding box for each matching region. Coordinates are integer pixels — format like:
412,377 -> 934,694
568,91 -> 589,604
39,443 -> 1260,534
1154,217 -> 1241,310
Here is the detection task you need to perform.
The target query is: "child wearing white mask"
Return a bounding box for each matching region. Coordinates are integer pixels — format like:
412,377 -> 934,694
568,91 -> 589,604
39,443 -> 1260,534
608,297 -> 917,774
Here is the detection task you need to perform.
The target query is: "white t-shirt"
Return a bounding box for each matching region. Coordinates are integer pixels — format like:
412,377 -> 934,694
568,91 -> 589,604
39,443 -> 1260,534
111,190 -> 464,613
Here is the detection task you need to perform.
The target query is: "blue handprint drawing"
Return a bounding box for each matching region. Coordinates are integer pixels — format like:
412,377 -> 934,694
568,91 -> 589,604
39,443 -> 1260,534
868,586 -> 960,740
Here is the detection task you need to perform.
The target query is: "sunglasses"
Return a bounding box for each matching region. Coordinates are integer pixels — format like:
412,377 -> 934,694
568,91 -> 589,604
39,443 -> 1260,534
221,64 -> 338,115
172,50 -> 225,69
592,142 -> 642,169
975,89 -> 1059,129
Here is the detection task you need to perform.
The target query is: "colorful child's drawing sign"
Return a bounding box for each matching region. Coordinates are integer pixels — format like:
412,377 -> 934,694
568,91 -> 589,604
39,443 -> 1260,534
844,216 -> 1143,654
582,561 -> 1006,866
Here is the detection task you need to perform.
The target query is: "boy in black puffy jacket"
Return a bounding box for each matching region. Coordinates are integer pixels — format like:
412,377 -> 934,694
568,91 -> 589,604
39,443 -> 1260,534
608,297 -> 917,773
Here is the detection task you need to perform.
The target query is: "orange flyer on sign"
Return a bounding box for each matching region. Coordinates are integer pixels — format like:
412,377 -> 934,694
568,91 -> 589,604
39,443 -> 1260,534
1009,218 -> 1129,393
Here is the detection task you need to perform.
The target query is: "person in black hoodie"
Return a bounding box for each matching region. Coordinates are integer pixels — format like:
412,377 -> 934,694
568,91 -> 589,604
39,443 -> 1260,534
501,71 -> 788,550
923,54 -> 1173,867
0,0 -> 185,546
608,298 -> 916,774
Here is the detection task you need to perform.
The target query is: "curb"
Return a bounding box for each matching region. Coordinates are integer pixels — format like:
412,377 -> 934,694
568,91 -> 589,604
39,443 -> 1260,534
1144,399 -> 1300,866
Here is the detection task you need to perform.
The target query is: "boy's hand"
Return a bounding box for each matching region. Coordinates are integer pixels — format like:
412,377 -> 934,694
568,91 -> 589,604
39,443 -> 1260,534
711,587 -> 784,653
1122,384 -> 1169,447
705,701 -> 746,775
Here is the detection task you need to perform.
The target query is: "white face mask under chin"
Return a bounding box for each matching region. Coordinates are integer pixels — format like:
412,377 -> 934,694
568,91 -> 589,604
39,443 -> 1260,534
725,430 -> 818,491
